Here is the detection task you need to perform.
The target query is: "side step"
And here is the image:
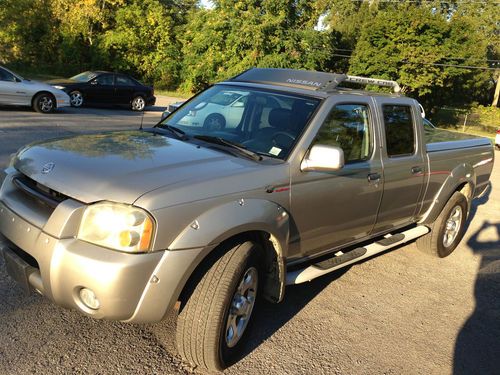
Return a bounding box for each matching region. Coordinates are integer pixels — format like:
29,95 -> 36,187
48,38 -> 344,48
286,226 -> 429,285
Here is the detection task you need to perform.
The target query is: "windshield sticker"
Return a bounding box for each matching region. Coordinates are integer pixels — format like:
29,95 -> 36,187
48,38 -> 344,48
269,147 -> 282,156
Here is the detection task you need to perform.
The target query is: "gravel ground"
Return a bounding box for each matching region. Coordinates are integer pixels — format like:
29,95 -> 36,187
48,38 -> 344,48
0,102 -> 498,375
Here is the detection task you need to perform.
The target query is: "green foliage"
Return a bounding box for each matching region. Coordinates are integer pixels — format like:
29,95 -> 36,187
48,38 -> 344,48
102,0 -> 182,87
179,1 -> 336,92
348,5 -> 491,110
0,0 -> 497,106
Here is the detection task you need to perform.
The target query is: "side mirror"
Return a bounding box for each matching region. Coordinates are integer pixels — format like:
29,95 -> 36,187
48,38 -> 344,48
90,80 -> 98,85
301,144 -> 345,172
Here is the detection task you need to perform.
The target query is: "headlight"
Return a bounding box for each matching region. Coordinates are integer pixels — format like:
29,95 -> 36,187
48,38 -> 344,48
77,202 -> 154,253
53,85 -> 65,90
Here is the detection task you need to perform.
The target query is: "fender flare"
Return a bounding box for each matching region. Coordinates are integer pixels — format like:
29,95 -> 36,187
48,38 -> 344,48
168,198 -> 289,252
168,198 -> 290,302
419,163 -> 475,225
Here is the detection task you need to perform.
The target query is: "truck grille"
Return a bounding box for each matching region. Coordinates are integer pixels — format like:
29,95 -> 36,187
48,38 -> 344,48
12,175 -> 68,209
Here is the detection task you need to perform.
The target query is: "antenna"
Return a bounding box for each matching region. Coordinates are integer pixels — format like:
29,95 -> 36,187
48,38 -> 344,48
139,110 -> 145,130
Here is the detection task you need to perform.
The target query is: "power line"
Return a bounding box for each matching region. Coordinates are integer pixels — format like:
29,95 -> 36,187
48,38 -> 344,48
347,0 -> 499,3
330,53 -> 499,70
333,49 -> 500,63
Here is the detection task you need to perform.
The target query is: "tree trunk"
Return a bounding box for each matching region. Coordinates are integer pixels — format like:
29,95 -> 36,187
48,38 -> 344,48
493,71 -> 500,107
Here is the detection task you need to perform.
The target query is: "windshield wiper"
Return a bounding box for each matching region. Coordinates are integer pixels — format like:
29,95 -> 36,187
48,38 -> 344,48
151,123 -> 188,140
193,135 -> 262,161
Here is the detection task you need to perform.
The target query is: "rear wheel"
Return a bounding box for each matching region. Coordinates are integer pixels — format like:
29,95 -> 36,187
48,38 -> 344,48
33,93 -> 55,113
203,113 -> 226,131
131,96 -> 146,111
416,191 -> 468,257
176,241 -> 261,371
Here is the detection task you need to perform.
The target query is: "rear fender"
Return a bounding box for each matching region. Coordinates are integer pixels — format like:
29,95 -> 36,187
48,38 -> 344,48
419,163 -> 475,225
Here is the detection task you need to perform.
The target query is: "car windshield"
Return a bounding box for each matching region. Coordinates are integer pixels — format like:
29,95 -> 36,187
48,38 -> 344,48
70,71 -> 98,82
161,85 -> 321,159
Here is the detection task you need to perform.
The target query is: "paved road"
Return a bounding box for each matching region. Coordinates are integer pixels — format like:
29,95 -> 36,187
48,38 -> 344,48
0,104 -> 499,375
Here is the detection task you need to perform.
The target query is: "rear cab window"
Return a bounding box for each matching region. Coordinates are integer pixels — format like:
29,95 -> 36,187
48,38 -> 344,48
382,104 -> 416,157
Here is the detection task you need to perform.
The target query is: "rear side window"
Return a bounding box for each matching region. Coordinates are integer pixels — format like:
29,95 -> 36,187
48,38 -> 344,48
115,75 -> 136,86
314,103 -> 372,163
382,105 -> 415,157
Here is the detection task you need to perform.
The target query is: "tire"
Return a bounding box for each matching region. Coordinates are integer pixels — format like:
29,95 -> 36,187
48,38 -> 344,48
33,93 -> 55,113
416,191 -> 468,257
131,96 -> 146,111
203,113 -> 226,131
69,91 -> 84,107
176,241 -> 261,371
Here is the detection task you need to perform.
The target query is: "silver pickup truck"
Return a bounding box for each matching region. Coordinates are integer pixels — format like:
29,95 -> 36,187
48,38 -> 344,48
0,68 -> 494,371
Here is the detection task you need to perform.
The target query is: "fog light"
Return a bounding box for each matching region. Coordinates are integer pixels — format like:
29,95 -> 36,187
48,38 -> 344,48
79,288 -> 100,310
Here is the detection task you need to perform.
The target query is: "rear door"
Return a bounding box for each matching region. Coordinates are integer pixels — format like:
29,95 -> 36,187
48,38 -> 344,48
114,74 -> 137,105
289,95 -> 384,258
372,98 -> 426,233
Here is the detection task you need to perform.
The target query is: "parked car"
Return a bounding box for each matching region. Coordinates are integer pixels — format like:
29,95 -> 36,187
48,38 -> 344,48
496,128 -> 500,150
161,101 -> 184,120
0,66 -> 70,113
0,68 -> 494,371
49,71 -> 155,111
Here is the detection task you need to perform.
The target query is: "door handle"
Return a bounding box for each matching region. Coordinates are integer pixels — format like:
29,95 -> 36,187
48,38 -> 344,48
367,173 -> 381,182
411,166 -> 423,174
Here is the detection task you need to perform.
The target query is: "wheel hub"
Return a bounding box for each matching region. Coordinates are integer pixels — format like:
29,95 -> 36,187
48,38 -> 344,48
443,206 -> 463,248
225,267 -> 258,348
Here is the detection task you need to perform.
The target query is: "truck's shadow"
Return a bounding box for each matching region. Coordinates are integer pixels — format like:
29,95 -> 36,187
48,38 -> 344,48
454,186 -> 500,374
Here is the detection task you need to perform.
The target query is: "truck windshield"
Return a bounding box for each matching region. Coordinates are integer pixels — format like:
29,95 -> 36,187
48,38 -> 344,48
161,85 -> 320,159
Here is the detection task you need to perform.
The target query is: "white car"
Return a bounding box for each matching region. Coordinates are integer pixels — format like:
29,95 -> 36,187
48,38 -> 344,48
175,91 -> 248,130
496,128 -> 500,150
0,66 -> 70,113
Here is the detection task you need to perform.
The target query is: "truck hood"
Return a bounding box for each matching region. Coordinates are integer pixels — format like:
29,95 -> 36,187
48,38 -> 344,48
13,131 -> 264,204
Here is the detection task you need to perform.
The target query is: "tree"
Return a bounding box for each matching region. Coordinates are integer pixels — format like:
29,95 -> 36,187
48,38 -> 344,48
348,5 -> 490,110
180,0 -> 336,92
102,0 -> 195,87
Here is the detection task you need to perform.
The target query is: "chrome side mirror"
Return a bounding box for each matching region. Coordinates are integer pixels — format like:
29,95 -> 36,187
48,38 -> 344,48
301,144 -> 345,172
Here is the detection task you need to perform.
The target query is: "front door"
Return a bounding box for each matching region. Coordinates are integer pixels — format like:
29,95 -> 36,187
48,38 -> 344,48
86,74 -> 115,105
290,97 -> 384,258
0,68 -> 27,105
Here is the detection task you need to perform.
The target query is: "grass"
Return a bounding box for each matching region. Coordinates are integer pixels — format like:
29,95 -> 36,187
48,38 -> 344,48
155,89 -> 190,99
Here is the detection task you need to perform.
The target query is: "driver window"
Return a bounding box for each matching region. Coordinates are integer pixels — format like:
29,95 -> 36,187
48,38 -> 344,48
95,74 -> 114,85
314,103 -> 372,163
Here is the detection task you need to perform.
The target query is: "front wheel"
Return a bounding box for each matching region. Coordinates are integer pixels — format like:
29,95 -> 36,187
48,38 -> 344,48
176,241 -> 261,371
131,96 -> 146,111
416,191 -> 468,257
33,93 -> 55,113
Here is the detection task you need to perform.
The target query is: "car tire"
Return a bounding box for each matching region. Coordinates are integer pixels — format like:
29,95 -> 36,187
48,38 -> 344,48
416,191 -> 468,258
203,113 -> 226,131
176,240 -> 262,371
33,93 -> 56,113
131,96 -> 146,111
69,91 -> 84,107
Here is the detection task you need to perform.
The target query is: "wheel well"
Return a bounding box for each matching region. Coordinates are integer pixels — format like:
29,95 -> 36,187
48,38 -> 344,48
32,91 -> 56,108
178,230 -> 284,308
457,182 -> 473,203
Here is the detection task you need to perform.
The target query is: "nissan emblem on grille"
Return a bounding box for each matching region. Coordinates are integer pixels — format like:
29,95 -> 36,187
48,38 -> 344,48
41,162 -> 55,174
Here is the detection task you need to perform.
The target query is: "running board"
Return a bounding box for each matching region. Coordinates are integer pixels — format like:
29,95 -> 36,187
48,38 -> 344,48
286,226 -> 430,285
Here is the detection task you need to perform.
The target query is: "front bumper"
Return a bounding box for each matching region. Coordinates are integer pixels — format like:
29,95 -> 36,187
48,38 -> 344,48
0,174 -> 206,323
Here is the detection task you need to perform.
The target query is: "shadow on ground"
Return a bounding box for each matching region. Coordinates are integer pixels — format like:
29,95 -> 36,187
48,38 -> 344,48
454,186 -> 500,374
